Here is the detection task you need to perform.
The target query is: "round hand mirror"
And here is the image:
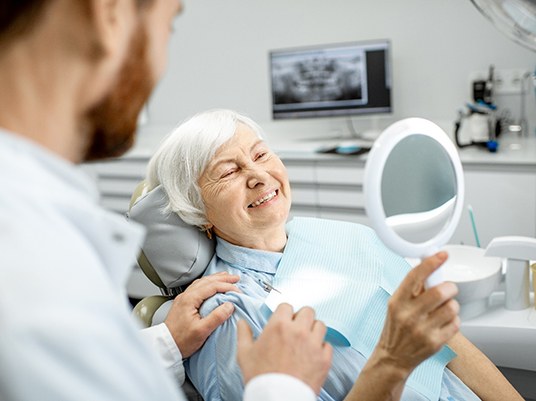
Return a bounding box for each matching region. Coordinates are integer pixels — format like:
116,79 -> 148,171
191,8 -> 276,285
364,118 -> 465,287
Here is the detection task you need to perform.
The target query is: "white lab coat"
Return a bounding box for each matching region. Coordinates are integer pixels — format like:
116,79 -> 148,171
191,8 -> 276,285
0,130 -> 314,401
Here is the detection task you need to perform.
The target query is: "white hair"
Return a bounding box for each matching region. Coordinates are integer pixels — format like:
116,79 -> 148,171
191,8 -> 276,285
146,109 -> 264,229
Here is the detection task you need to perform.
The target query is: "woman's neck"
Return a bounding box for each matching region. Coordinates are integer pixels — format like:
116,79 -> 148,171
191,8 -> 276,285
215,226 -> 287,252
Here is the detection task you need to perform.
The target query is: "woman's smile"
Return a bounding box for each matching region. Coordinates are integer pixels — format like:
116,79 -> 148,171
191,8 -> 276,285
248,189 -> 279,208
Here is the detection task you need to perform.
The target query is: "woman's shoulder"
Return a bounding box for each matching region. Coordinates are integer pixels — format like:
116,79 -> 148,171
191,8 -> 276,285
198,287 -> 266,321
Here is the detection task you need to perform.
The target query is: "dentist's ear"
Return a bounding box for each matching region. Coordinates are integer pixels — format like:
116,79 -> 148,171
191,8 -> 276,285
89,0 -> 137,60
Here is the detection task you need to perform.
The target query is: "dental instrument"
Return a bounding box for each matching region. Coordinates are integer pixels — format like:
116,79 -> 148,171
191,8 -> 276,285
468,204 -> 481,248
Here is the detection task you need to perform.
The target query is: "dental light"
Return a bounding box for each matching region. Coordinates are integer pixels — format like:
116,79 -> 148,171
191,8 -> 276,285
471,0 -> 536,52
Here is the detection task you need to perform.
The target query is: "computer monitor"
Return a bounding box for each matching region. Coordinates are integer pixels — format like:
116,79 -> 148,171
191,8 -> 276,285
270,39 -> 392,120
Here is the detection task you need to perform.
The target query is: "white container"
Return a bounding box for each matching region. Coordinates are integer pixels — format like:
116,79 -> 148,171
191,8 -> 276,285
442,245 -> 502,320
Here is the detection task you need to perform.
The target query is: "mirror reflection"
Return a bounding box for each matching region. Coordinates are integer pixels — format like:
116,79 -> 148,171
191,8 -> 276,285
381,134 -> 457,244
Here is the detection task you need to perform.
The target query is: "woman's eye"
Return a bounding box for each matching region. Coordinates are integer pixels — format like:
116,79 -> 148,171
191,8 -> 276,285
221,169 -> 236,179
255,152 -> 267,161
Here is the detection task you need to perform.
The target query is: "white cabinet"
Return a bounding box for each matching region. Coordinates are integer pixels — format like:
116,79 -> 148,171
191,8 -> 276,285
282,156 -> 369,226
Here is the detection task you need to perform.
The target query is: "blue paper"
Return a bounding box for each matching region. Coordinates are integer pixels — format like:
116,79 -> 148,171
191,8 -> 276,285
264,217 -> 456,401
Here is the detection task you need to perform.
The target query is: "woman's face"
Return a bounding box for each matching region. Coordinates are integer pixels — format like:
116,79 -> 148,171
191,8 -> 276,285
198,124 -> 291,249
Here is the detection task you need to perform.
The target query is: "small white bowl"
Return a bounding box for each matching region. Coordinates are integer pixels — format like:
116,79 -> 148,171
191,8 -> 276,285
442,244 -> 502,320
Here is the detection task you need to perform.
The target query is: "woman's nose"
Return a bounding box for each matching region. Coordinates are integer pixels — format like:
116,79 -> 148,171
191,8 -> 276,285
246,166 -> 269,188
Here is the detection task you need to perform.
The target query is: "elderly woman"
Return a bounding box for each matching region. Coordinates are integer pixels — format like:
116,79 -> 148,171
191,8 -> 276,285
146,109 -> 521,401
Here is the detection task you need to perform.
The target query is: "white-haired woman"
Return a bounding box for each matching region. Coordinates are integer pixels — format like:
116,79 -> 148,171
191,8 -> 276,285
147,109 -> 521,401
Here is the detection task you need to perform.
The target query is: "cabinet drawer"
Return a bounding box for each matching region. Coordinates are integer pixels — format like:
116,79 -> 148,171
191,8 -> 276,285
91,159 -> 148,179
317,187 -> 364,208
316,164 -> 364,185
285,164 -> 315,183
290,186 -> 316,206
98,178 -> 140,197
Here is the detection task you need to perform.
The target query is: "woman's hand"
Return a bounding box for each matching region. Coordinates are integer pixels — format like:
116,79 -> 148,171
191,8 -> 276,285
344,252 -> 460,401
376,252 -> 460,375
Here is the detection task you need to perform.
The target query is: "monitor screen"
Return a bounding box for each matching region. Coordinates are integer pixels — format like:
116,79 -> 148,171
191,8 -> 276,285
270,39 -> 392,120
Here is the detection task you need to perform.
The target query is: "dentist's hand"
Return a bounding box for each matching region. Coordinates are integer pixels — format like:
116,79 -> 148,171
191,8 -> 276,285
376,251 -> 460,375
237,303 -> 333,395
164,272 -> 240,358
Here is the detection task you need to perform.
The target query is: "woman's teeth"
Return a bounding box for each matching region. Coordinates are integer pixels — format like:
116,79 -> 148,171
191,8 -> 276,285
249,190 -> 277,208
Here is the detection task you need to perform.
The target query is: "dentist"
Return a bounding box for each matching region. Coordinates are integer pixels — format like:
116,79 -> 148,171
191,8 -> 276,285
0,1 -> 328,400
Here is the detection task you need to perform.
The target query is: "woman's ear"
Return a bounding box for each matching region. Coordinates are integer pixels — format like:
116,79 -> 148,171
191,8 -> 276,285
204,225 -> 214,240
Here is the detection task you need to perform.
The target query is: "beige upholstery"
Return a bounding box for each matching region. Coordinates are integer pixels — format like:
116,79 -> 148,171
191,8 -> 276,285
132,295 -> 171,328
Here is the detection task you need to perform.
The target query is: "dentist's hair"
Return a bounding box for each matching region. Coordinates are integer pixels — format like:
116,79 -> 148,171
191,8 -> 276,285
146,109 -> 264,229
0,1 -> 155,50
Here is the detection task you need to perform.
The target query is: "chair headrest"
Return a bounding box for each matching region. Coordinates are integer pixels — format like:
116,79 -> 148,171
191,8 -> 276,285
128,181 -> 215,290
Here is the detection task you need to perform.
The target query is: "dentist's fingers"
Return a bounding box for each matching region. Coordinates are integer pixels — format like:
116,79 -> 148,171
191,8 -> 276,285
188,271 -> 241,290
268,302 -> 295,321
293,306 -> 316,327
237,303 -> 332,395
164,273 -> 240,358
200,301 -> 235,335
185,273 -> 240,307
312,319 -> 328,343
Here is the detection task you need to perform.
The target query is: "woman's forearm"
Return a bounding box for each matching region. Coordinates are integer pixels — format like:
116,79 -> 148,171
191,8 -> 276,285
447,333 -> 523,401
343,348 -> 409,401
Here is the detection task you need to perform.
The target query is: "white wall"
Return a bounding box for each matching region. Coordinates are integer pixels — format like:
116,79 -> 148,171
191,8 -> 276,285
138,0 -> 536,146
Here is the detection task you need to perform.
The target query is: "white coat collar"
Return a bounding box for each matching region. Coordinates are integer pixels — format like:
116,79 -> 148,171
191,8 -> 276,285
0,128 -> 146,289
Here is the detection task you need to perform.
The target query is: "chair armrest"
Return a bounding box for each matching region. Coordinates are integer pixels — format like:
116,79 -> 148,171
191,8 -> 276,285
133,295 -> 172,328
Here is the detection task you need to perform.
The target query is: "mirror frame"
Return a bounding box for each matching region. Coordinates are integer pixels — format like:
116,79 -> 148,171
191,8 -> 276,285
364,117 -> 465,259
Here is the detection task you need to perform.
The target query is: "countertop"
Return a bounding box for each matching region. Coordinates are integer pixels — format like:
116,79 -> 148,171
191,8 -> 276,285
124,129 -> 536,167
272,133 -> 536,166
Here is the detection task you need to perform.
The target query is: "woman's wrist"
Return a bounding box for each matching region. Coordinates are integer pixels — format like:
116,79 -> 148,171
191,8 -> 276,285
365,347 -> 412,383
345,347 -> 411,401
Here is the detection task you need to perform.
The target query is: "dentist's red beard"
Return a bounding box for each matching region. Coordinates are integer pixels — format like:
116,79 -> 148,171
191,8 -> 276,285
82,26 -> 154,162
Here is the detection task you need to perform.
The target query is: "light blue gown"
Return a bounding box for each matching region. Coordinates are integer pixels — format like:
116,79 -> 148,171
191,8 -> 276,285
186,229 -> 481,401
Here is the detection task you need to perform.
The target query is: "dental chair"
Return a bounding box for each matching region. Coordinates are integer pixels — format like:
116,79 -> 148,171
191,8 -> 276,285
127,180 -> 215,401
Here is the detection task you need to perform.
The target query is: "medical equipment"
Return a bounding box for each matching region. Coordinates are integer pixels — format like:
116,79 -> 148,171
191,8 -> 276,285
440,245 -> 502,320
269,39 -> 392,120
470,0 -> 536,52
470,0 -> 536,136
363,118 -> 465,287
485,236 -> 536,310
454,100 -> 500,153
